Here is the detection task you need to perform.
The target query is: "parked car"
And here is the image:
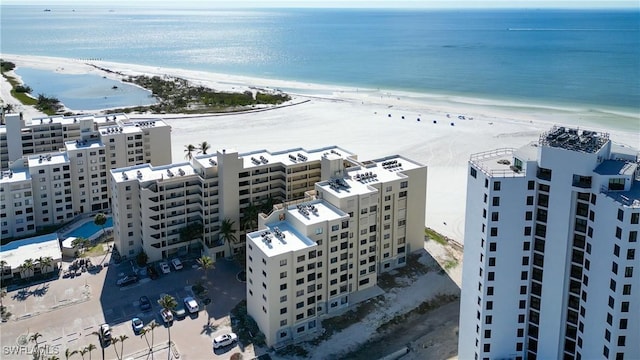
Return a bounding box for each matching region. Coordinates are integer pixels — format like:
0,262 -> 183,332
171,258 -> 183,270
160,308 -> 174,323
184,296 -> 199,314
159,262 -> 171,274
139,296 -> 152,311
172,303 -> 187,319
99,323 -> 112,343
213,332 -> 238,349
131,317 -> 144,334
116,275 -> 138,287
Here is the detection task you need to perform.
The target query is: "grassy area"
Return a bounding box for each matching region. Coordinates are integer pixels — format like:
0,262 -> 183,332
425,227 -> 448,245
3,73 -> 37,106
82,242 -> 109,257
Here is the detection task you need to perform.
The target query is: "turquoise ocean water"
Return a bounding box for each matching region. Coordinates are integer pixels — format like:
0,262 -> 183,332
1,6 -> 638,116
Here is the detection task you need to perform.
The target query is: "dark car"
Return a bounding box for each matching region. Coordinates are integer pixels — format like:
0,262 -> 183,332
139,296 -> 152,311
116,275 -> 138,287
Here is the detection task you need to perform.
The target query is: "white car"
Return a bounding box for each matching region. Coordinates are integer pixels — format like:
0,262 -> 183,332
159,262 -> 171,274
184,296 -> 199,313
171,258 -> 183,270
160,308 -> 174,323
213,332 -> 238,349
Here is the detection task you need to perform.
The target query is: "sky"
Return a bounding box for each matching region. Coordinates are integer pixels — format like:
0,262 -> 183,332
5,0 -> 639,8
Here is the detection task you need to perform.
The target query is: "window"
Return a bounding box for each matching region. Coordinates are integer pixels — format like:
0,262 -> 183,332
490,228 -> 498,237
280,308 -> 287,314
619,318 -> 628,329
632,213 -> 639,224
488,257 -> 496,266
492,197 -> 500,206
491,212 -> 499,221
280,259 -> 287,266
621,301 -> 629,312
623,284 -> 631,295
470,167 -> 477,178
625,267 -> 633,277
627,249 -> 635,260
527,196 -> 534,205
486,301 -> 493,310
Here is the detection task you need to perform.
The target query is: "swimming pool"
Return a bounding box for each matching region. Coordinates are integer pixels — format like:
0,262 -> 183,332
66,217 -> 113,239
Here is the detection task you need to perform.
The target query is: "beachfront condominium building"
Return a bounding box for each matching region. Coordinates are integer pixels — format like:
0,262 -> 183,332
246,152 -> 427,347
0,113 -> 171,170
458,126 -> 640,360
110,147 -> 427,271
0,113 -> 171,239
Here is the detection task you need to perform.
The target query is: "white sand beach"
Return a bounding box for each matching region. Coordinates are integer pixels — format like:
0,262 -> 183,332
2,54 -> 639,244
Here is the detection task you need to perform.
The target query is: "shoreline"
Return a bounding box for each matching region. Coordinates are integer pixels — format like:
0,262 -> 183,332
3,54 -> 639,131
1,53 -> 638,244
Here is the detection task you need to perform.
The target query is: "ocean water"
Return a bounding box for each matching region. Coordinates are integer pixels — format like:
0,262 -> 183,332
1,5 -> 639,113
14,68 -> 156,111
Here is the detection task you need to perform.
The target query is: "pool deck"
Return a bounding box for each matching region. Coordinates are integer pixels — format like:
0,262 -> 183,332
58,216 -> 113,241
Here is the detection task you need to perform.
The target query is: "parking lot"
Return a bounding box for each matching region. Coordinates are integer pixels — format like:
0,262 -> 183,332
0,250 -> 252,359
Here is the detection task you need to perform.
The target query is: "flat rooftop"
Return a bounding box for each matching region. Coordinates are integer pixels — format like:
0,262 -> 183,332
27,113 -> 127,127
318,155 -> 425,196
99,119 -> 167,136
27,152 -> 69,168
0,232 -> 61,269
469,147 -> 529,177
64,138 -> 104,151
595,160 -> 638,176
287,200 -> 348,226
112,162 -> 197,183
0,168 -> 31,184
240,146 -> 355,170
248,221 -> 316,257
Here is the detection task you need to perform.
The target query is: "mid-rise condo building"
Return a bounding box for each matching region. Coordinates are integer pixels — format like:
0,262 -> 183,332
0,113 -> 171,239
246,151 -> 427,347
459,126 -> 639,360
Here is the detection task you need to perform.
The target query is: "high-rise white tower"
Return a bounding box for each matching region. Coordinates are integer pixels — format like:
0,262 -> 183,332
459,126 -> 639,360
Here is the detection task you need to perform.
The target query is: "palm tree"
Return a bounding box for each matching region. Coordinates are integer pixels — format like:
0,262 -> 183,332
197,255 -> 214,286
140,320 -> 159,360
38,256 -> 54,274
85,344 -> 96,360
90,331 -> 104,360
94,213 -> 108,237
111,335 -> 128,360
240,203 -> 259,232
197,141 -> 211,155
20,258 -> 35,278
0,286 -> 10,322
157,295 -> 177,360
219,219 -> 238,258
184,144 -> 196,160
29,332 -> 43,355
65,348 -> 78,360
0,259 -> 7,277
78,348 -> 88,360
117,335 -> 128,360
